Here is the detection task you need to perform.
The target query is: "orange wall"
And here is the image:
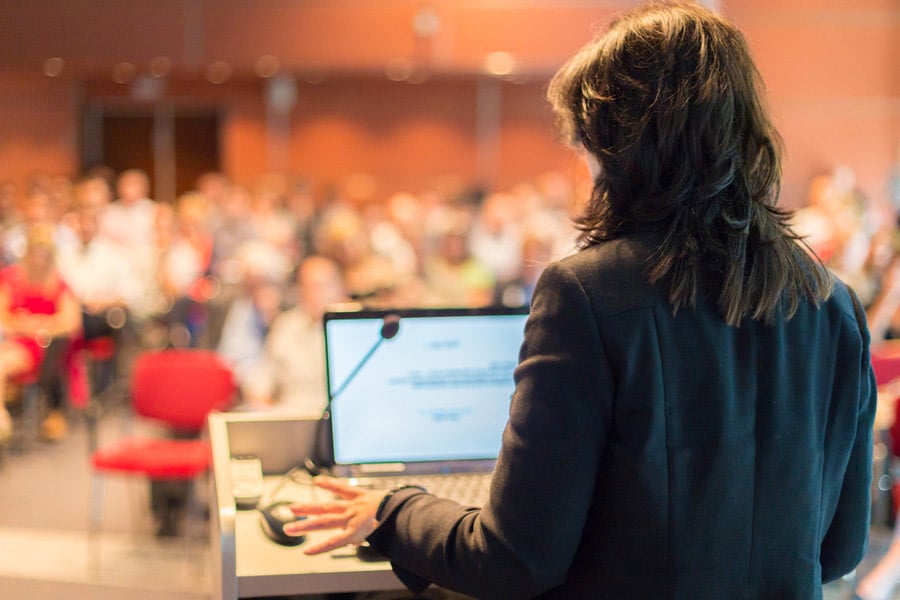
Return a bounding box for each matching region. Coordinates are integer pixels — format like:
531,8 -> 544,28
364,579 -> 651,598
0,1 -> 894,210
290,79 -> 480,195
0,75 -> 77,188
727,1 -> 899,208
218,76 -> 580,199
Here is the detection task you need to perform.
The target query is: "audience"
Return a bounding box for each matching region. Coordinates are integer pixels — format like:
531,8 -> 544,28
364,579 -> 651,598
214,239 -> 290,399
468,191 -> 524,288
247,255 -> 348,414
2,188 -> 78,266
97,169 -> 163,322
423,208 -> 496,307
3,160 -> 900,575
154,192 -> 214,346
0,223 -> 82,443
4,164 -> 897,467
57,187 -> 140,337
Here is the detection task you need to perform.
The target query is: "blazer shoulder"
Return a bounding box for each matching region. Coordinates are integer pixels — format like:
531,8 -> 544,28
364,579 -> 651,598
547,236 -> 662,315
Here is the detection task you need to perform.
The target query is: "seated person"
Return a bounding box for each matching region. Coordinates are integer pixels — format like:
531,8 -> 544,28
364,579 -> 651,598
57,200 -> 140,396
0,223 -> 82,443
215,239 -> 289,399
245,255 -> 347,414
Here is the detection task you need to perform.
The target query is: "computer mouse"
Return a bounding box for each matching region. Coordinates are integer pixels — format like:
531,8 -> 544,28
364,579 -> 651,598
258,501 -> 306,546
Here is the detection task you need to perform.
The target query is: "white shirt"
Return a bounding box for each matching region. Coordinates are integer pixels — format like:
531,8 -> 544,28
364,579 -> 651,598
99,198 -> 157,246
261,307 -> 328,417
56,236 -> 142,308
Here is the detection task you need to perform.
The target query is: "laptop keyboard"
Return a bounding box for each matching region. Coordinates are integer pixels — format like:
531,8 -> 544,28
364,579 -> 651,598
349,472 -> 492,507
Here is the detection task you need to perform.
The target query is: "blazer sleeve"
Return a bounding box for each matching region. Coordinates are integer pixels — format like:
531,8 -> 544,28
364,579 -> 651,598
820,288 -> 877,582
367,261 -> 614,599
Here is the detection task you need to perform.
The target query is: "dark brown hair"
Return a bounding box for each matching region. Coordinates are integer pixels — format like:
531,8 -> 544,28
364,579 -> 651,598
547,1 -> 832,325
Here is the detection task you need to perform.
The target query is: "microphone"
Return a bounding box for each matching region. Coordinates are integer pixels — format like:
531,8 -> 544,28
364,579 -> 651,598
308,314 -> 401,471
329,313 -> 401,402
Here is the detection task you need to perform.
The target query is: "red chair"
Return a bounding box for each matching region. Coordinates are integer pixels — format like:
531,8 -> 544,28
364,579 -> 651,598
87,349 -> 237,567
872,342 -> 900,388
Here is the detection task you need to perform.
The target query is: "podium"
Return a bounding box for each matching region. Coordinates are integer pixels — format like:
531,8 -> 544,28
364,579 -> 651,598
208,411 -> 402,599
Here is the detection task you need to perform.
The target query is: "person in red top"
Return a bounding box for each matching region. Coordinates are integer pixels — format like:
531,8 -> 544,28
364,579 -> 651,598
0,223 -> 81,443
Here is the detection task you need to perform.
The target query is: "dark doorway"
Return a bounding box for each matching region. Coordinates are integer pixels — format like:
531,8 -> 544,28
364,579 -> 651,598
81,106 -> 220,203
173,113 -> 220,198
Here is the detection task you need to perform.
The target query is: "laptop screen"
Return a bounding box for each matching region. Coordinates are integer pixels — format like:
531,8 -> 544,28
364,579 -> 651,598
324,307 -> 529,472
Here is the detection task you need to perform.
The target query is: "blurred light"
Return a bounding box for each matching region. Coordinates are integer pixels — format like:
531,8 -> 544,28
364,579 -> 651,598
255,55 -> 280,78
207,61 -> 232,84
112,62 -> 135,84
412,6 -> 440,38
484,51 -> 516,77
131,74 -> 166,101
43,57 -> 65,77
149,56 -> 171,78
267,74 -> 297,111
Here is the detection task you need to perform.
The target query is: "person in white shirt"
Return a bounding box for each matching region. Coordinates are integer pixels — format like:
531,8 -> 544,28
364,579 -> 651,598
98,169 -> 161,320
57,204 -> 141,333
248,255 -> 347,415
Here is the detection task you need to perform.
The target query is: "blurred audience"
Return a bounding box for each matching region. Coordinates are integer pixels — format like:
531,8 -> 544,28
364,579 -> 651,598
469,192 -> 524,289
0,223 -> 81,443
97,169 -> 163,321
154,192 -> 214,346
245,255 -> 348,414
423,209 -> 496,307
2,187 -> 78,266
214,239 -> 290,400
15,161 -> 900,441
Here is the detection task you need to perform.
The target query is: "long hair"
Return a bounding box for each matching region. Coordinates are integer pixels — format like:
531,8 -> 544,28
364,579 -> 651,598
547,1 -> 832,326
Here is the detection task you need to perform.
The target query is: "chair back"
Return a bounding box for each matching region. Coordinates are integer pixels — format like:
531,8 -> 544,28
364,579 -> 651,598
131,349 -> 236,432
871,342 -> 900,387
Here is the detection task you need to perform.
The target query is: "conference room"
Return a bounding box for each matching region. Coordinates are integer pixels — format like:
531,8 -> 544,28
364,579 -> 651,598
0,1 -> 897,599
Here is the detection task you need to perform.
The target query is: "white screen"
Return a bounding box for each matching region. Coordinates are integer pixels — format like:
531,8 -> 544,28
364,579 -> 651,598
325,310 -> 528,466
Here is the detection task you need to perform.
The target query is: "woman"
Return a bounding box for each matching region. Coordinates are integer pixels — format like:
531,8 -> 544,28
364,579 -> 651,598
284,3 -> 876,598
0,222 -> 82,443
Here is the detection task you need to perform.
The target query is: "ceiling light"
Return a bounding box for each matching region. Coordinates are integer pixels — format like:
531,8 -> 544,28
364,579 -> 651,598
112,62 -> 135,84
43,57 -> 65,77
149,56 -> 171,78
484,51 -> 516,77
255,55 -> 280,78
207,61 -> 232,84
413,6 -> 440,39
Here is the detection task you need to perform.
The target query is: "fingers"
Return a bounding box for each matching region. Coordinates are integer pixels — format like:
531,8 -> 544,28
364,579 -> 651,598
311,475 -> 368,498
303,532 -> 356,555
285,513 -> 370,556
279,477 -> 386,555
284,513 -> 351,534
288,501 -> 347,516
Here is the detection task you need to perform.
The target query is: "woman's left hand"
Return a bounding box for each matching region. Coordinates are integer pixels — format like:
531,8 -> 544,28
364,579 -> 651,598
284,476 -> 388,555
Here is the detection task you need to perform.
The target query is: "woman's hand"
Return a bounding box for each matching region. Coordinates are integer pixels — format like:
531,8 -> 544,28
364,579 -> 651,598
284,476 -> 388,555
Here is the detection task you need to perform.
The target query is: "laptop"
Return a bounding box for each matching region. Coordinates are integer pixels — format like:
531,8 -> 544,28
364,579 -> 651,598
323,306 -> 529,502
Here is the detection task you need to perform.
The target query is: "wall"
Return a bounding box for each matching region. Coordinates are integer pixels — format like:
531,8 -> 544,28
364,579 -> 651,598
0,1 -> 894,209
727,0 -> 899,208
0,74 -> 78,187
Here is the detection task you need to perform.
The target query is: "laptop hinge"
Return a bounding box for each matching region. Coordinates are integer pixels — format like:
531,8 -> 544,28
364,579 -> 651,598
356,462 -> 406,474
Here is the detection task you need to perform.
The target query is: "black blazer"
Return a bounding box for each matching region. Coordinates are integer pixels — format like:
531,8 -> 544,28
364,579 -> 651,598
369,230 -> 876,600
